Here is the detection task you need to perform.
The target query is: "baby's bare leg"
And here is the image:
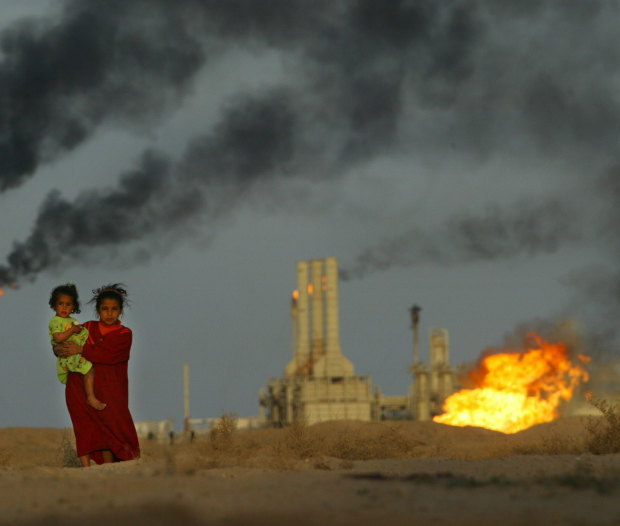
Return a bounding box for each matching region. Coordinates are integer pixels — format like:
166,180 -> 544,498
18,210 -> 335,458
84,369 -> 106,410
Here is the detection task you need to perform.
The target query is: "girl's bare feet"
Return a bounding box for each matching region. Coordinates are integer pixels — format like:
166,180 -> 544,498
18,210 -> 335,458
87,396 -> 107,411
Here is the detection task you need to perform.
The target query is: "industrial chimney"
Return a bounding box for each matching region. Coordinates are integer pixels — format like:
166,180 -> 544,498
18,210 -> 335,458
285,257 -> 353,378
410,304 -> 421,366
285,261 -> 311,377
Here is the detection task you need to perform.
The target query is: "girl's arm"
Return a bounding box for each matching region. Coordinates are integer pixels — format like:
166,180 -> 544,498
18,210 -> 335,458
82,328 -> 132,366
52,324 -> 81,343
54,341 -> 82,357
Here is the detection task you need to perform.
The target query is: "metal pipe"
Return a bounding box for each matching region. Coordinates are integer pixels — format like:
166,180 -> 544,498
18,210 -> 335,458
183,363 -> 190,433
410,305 -> 421,365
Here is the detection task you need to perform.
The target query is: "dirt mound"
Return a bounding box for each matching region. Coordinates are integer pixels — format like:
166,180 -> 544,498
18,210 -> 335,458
1,418 -> 619,525
0,416 -> 602,469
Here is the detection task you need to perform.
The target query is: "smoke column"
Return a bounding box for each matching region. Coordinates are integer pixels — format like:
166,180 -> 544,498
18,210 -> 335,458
0,0 -> 208,191
0,0 -> 480,282
2,0 -> 620,333
0,90 -> 299,284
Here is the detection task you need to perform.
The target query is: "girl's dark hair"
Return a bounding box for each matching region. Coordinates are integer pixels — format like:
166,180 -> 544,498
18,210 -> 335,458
89,283 -> 129,312
49,283 -> 81,314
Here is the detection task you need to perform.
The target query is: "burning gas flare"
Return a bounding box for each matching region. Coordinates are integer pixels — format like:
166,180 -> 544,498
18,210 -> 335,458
0,283 -> 19,297
433,333 -> 590,434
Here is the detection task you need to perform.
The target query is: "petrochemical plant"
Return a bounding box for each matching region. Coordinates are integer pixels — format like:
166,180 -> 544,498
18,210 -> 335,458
137,256 -> 462,440
136,256 -> 618,439
258,257 -> 460,426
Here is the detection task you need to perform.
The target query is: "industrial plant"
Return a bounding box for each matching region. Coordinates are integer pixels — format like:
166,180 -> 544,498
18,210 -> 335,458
259,257 -> 460,426
135,255 -> 606,440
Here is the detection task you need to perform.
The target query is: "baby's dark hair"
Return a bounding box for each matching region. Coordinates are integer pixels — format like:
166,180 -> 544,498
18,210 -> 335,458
89,283 -> 129,312
49,283 -> 81,314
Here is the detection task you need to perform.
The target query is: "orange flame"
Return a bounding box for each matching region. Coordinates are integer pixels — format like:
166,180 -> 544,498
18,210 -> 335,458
0,289 -> 3,297
433,333 -> 589,434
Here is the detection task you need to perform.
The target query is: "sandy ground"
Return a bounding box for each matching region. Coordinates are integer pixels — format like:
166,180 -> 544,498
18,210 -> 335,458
0,417 -> 619,525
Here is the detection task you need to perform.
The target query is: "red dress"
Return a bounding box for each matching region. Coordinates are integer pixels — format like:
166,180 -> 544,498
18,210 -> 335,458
65,320 -> 140,464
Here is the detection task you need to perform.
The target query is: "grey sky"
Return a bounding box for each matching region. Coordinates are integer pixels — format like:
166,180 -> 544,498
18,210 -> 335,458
0,1 -> 617,428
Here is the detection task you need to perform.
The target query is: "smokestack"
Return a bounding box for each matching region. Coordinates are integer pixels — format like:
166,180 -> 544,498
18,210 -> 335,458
286,257 -> 354,378
410,305 -> 421,366
315,257 -> 354,378
285,261 -> 310,377
311,259 -> 325,356
325,257 -> 340,359
409,305 -> 422,366
290,290 -> 299,365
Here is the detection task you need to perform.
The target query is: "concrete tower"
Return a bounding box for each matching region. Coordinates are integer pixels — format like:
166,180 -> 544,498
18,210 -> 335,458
266,257 -> 376,426
313,257 -> 354,378
286,257 -> 353,378
285,261 -> 310,377
310,259 -> 325,358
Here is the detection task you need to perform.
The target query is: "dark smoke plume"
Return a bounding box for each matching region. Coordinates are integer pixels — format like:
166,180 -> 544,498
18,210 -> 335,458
0,0 -> 482,283
339,199 -> 582,280
2,0 -> 620,309
0,89 -> 299,285
0,0 -> 205,191
0,0 -> 483,192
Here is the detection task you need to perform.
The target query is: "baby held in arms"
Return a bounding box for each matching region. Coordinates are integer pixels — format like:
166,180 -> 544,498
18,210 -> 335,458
49,283 -> 106,411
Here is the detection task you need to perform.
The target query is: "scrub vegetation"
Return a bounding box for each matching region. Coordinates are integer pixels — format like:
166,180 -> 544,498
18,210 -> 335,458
135,397 -> 620,472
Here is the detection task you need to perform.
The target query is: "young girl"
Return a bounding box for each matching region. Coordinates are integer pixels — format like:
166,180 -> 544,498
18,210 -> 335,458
49,283 -> 106,411
55,283 -> 139,466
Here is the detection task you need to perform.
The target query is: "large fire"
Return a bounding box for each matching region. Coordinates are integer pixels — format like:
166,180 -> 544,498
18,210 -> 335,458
433,333 -> 590,434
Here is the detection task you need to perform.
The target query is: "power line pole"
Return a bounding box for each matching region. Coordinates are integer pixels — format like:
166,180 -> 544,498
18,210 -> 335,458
183,363 -> 190,434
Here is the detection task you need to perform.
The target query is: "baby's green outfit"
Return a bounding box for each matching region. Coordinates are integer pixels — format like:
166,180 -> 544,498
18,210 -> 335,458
49,316 -> 91,384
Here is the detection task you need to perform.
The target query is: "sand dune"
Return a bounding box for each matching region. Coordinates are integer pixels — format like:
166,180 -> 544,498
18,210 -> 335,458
0,417 -> 618,525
